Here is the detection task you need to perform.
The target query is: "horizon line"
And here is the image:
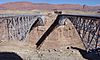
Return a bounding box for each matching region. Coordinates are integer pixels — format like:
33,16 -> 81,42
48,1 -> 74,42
0,1 -> 99,6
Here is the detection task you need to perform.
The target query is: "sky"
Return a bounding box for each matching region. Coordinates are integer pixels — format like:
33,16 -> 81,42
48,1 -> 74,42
0,0 -> 100,6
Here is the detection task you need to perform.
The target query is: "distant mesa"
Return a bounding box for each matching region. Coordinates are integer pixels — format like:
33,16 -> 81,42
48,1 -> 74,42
0,2 -> 99,11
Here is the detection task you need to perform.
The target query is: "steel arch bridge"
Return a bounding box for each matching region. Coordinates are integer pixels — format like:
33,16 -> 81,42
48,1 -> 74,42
0,14 -> 100,51
36,14 -> 100,51
0,14 -> 45,41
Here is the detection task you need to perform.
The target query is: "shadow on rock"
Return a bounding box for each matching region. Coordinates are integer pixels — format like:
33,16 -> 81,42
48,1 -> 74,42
71,46 -> 100,60
0,52 -> 23,60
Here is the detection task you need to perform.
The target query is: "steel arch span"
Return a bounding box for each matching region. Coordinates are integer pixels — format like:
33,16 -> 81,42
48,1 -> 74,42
0,14 -> 45,41
36,14 -> 100,51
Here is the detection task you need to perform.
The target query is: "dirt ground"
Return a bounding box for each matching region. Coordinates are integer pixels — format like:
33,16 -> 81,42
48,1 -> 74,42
0,11 -> 88,60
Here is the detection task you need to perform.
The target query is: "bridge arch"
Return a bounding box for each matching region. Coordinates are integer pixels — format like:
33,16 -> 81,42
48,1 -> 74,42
36,14 -> 100,51
0,14 -> 45,41
28,16 -> 45,33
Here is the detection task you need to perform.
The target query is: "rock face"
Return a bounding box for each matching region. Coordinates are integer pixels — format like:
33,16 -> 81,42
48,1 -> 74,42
29,14 -> 84,50
26,15 -> 86,60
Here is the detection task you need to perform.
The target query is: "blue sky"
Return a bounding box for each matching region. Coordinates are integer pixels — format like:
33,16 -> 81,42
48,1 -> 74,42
0,0 -> 100,6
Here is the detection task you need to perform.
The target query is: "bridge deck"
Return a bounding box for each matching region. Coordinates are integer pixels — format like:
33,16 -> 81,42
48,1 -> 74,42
60,14 -> 100,19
